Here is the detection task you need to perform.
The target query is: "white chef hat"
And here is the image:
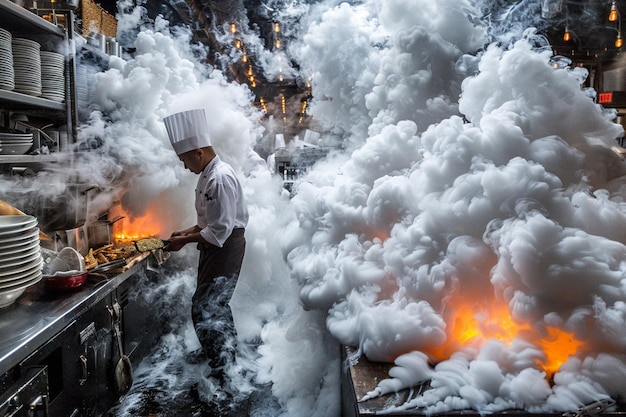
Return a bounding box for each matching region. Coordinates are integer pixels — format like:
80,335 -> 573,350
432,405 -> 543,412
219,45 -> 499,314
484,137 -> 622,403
163,109 -> 212,155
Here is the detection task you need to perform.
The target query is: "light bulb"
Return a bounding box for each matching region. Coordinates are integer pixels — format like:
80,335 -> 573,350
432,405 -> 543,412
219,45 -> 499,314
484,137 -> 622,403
563,29 -> 571,41
616,33 -> 623,48
609,1 -> 618,21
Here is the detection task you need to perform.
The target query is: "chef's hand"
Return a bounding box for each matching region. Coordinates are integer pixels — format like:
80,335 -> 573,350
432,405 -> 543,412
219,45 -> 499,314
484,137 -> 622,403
163,235 -> 187,252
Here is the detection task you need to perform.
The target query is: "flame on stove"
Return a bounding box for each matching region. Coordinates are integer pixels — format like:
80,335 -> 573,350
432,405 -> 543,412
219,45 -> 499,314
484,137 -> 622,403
111,206 -> 165,243
428,295 -> 584,376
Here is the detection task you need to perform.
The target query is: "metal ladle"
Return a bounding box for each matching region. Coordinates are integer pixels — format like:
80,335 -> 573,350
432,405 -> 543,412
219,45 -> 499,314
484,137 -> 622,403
107,303 -> 133,394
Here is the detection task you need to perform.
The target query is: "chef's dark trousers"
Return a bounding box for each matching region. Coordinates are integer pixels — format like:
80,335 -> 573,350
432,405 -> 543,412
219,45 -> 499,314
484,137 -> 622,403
192,228 -> 245,380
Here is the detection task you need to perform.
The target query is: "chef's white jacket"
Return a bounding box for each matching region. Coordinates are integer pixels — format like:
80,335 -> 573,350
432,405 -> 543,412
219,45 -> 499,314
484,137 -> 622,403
195,156 -> 248,247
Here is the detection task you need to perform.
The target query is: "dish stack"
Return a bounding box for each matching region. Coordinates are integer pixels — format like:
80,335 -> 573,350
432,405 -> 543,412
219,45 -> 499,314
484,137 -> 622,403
0,131 -> 33,155
12,38 -> 41,97
0,28 -> 13,91
0,215 -> 43,309
40,51 -> 65,102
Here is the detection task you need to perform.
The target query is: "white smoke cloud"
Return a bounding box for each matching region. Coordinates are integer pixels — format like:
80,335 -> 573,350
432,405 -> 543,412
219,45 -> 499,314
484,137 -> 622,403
13,0 -> 626,415
279,0 -> 626,414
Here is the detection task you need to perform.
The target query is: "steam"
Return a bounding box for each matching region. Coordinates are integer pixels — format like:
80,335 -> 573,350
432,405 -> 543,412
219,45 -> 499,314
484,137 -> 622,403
279,0 -> 626,414
3,0 -> 626,415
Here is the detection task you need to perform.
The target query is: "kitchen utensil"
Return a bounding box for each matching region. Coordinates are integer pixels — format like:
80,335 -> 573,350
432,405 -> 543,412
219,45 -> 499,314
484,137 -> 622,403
47,246 -> 84,273
108,303 -> 133,394
44,270 -> 88,291
88,258 -> 126,273
134,238 -> 170,252
35,184 -> 99,231
87,216 -> 124,248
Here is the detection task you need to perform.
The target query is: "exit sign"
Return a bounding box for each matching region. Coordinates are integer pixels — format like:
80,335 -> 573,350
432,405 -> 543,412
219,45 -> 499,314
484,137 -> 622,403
599,92 -> 613,103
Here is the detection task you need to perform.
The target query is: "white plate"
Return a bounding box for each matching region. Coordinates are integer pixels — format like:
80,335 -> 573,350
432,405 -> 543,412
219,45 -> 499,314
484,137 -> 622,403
0,224 -> 37,238
0,253 -> 41,275
0,141 -> 33,146
0,244 -> 40,265
0,258 -> 42,285
0,215 -> 37,231
0,239 -> 39,257
0,227 -> 38,246
0,133 -> 33,139
0,221 -> 37,239
0,250 -> 41,272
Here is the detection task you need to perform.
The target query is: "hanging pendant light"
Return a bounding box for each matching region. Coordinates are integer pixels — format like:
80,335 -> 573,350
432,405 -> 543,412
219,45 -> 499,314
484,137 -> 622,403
616,32 -> 623,48
563,26 -> 571,41
609,0 -> 619,22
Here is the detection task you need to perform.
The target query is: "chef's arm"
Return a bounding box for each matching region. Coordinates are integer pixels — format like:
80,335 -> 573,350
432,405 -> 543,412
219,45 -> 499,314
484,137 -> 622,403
171,225 -> 201,236
166,226 -> 207,251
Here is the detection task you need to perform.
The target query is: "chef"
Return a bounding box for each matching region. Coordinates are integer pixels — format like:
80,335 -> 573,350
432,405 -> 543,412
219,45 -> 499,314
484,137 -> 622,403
163,109 -> 248,402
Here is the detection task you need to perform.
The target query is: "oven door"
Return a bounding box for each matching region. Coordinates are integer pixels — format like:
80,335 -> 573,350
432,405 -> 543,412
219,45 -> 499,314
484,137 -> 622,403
0,366 -> 48,417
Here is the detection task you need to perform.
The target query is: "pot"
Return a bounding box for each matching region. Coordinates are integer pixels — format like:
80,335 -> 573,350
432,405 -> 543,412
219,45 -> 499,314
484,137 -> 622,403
36,184 -> 99,231
87,216 -> 124,248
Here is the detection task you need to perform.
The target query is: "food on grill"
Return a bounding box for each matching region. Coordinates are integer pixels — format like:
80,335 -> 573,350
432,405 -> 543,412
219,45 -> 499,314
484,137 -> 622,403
84,249 -> 98,269
84,244 -> 137,268
135,238 -> 166,252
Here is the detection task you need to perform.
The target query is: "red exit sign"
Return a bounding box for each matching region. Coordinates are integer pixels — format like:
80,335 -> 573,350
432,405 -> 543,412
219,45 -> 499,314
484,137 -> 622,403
599,92 -> 613,103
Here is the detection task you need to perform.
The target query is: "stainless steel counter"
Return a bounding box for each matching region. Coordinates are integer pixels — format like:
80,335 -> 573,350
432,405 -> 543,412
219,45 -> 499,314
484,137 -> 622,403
0,262 -> 143,376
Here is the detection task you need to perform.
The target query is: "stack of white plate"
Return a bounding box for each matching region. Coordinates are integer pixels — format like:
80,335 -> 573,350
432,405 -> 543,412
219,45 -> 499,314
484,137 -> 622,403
12,38 -> 41,97
0,28 -> 13,91
75,64 -> 92,106
0,215 -> 42,309
0,131 -> 33,155
40,51 -> 65,102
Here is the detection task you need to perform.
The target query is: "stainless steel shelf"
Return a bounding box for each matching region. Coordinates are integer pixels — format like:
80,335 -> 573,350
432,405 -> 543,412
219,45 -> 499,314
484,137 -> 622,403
0,0 -> 64,36
0,89 -> 65,111
0,154 -> 63,163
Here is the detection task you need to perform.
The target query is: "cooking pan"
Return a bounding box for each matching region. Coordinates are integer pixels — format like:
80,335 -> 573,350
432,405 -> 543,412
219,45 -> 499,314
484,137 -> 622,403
44,270 -> 88,291
134,238 -> 170,252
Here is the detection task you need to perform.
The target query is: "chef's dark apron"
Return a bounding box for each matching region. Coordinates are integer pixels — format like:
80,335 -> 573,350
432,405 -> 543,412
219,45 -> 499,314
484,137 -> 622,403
191,228 -> 246,379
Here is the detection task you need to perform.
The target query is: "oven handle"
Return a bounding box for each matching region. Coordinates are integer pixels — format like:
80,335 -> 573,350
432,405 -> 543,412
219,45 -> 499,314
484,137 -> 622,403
28,394 -> 49,416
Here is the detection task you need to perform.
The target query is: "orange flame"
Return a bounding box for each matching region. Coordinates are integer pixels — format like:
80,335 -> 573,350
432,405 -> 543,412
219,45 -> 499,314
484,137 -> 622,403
426,295 -> 584,376
111,206 -> 165,243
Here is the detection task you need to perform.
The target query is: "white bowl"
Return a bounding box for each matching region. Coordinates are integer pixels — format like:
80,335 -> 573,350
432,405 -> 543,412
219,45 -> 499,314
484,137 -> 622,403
0,143 -> 32,155
0,274 -> 41,309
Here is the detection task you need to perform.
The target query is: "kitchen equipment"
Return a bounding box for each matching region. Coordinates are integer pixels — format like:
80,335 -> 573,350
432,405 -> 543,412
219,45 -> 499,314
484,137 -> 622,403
42,246 -> 87,290
87,216 -> 124,248
36,184 -> 99,231
134,238 -> 170,252
108,302 -> 133,394
45,246 -> 84,272
44,270 -> 88,291
0,215 -> 41,308
88,258 -> 126,273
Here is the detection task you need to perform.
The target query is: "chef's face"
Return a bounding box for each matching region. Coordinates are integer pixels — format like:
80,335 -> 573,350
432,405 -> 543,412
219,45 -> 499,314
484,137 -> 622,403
178,149 -> 204,174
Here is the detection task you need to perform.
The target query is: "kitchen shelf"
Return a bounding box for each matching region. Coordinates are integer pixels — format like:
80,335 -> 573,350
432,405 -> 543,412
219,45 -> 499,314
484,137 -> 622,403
0,0 -> 64,36
0,154 -> 63,163
0,90 -> 65,112
0,0 -> 78,163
